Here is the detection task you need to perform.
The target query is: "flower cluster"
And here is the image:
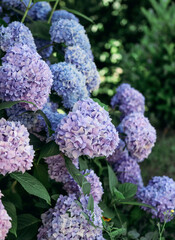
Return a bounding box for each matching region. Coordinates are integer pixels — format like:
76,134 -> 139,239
0,44 -> 53,110
51,62 -> 89,109
0,21 -> 36,52
118,113 -> 156,162
0,118 -> 34,175
37,194 -> 104,240
137,176 -> 175,222
55,98 -> 119,158
28,2 -> 51,21
35,38 -> 53,60
1,0 -> 28,10
111,83 -> 145,118
50,19 -> 91,53
52,10 -> 79,23
65,46 -> 100,92
0,191 -> 12,240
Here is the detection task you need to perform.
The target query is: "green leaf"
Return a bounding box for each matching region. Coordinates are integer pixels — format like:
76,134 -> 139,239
119,200 -> 155,210
79,157 -> 88,171
110,228 -> 126,237
36,109 -> 54,136
87,195 -> 94,212
99,202 -> 116,218
118,183 -> 137,199
61,7 -> 94,23
128,229 -> 140,239
0,100 -> 37,111
93,98 -> 109,111
51,194 -> 59,201
38,141 -> 60,162
65,156 -> 91,195
3,201 -> 17,237
18,214 -> 40,230
10,172 -> 51,205
108,165 -> 118,195
113,188 -> 125,202
17,224 -> 38,240
26,21 -> 51,40
29,134 -> 43,150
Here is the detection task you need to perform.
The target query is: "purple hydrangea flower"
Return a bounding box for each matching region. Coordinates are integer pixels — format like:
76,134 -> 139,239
0,118 -> 34,175
28,2 -> 51,21
52,10 -> 79,23
0,21 -> 36,52
0,191 -> 12,240
55,98 -> 119,159
35,38 -> 53,60
0,44 -> 53,111
1,0 -> 26,9
50,19 -> 91,53
65,46 -> 100,92
137,176 -> 175,222
37,194 -> 104,240
51,62 -> 89,109
107,139 -> 128,164
118,113 -> 156,162
111,83 -> 145,118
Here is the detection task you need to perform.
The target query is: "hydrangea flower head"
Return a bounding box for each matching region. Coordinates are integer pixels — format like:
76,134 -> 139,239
37,194 -> 104,240
118,113 -> 156,161
0,44 -> 53,111
0,191 -> 12,240
137,176 -> 175,222
35,38 -> 53,60
0,21 -> 36,52
55,98 -> 119,159
111,83 -> 145,117
65,46 -> 100,92
52,10 -> 79,23
50,19 -> 91,53
51,62 -> 89,109
28,2 -> 51,20
107,139 -> 128,164
2,0 -> 26,9
0,118 -> 34,175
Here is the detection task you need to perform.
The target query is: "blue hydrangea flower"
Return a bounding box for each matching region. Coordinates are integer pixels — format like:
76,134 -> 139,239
118,113 -> 156,162
52,10 -> 79,23
111,83 -> 145,118
0,21 -> 36,52
50,19 -> 91,53
55,98 -> 119,159
1,0 -> 27,9
35,38 -> 53,60
0,191 -> 12,240
51,62 -> 89,109
65,46 -> 100,92
28,2 -> 51,21
37,194 -> 104,240
137,176 -> 175,222
0,44 -> 53,111
0,118 -> 34,175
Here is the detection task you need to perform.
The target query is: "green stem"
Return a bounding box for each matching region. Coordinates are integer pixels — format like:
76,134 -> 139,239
21,0 -> 32,23
114,205 -> 123,227
48,0 -> 59,24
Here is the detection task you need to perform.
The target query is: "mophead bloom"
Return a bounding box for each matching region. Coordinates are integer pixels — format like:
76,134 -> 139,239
37,194 -> 104,240
0,191 -> 12,240
28,1 -> 51,20
51,62 -> 89,109
137,176 -> 175,222
55,98 -> 119,159
0,21 -> 36,52
52,10 -> 79,23
111,83 -> 145,117
50,19 -> 91,53
1,0 -> 29,10
65,46 -> 100,92
118,113 -> 156,162
0,118 -> 34,175
0,44 -> 53,111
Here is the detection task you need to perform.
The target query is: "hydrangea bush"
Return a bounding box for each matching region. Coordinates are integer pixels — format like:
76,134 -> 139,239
0,1 -> 174,239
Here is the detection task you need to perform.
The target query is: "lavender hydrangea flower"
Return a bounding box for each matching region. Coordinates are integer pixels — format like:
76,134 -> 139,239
37,194 -> 104,240
0,44 -> 53,111
137,176 -> 175,222
52,10 -> 79,23
65,46 -> 100,92
0,118 -> 34,175
50,19 -> 91,53
107,139 -> 128,164
55,98 -> 119,159
35,38 -> 53,60
28,2 -> 51,21
0,191 -> 12,240
0,21 -> 36,52
111,83 -> 145,117
118,113 -> 156,162
51,62 -> 89,109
